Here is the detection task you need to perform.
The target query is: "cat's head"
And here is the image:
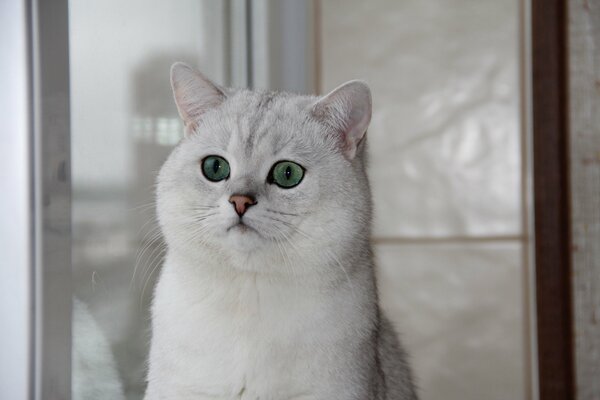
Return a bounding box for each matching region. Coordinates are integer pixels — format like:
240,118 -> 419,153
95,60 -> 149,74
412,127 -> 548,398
157,63 -> 372,273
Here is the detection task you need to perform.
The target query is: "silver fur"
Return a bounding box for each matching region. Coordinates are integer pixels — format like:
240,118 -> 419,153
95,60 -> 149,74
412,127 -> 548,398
145,63 -> 418,400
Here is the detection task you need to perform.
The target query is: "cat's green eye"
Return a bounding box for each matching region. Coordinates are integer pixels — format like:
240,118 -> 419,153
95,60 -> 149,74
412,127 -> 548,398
269,160 -> 305,189
201,155 -> 230,182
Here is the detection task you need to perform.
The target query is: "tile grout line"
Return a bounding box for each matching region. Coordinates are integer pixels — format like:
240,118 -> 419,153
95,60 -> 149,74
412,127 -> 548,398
372,235 -> 526,244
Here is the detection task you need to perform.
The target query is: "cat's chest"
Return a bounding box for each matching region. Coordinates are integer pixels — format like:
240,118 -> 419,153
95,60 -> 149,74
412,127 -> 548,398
150,269 -> 350,398
156,273 -> 335,351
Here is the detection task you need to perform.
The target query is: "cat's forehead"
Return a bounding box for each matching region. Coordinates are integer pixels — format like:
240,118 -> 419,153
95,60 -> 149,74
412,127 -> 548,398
196,90 -> 319,159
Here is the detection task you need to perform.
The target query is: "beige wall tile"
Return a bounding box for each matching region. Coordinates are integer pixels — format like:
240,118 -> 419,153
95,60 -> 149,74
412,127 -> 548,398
321,0 -> 521,237
376,242 -> 525,400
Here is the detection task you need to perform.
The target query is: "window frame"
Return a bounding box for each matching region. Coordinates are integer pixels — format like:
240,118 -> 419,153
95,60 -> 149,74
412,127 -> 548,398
531,0 -> 576,398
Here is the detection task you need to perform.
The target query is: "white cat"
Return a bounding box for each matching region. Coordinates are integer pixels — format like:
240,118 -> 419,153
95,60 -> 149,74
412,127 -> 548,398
145,63 -> 417,400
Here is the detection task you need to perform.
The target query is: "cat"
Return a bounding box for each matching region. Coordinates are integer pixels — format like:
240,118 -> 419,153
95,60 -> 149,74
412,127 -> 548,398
144,62 -> 418,400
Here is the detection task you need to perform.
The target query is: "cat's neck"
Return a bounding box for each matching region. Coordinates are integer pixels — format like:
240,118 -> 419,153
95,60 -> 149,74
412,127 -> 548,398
157,245 -> 378,321
162,238 -> 374,291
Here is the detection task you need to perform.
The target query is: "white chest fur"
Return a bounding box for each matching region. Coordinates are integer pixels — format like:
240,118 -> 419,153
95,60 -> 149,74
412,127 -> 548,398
146,255 -> 373,400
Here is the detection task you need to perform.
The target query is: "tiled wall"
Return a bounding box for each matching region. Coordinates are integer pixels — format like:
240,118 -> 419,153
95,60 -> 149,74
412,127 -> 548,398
320,1 -> 527,399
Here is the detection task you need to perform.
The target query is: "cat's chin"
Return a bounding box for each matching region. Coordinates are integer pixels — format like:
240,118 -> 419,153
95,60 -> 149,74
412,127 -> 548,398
224,222 -> 268,252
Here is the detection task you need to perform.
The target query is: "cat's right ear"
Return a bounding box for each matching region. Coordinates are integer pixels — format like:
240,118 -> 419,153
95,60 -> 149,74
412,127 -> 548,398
170,62 -> 226,135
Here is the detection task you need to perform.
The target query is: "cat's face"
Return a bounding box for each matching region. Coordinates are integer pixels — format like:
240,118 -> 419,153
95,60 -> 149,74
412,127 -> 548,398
156,63 -> 372,273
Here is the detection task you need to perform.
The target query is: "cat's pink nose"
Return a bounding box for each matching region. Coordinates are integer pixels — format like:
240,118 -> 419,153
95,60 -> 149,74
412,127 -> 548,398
229,194 -> 257,216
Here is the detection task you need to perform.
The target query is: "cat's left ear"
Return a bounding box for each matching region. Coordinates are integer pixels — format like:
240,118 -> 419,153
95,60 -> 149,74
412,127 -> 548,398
312,80 -> 372,159
170,62 -> 227,135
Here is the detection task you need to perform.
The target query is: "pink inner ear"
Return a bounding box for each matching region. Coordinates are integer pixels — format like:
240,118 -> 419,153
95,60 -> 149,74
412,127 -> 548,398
170,63 -> 226,134
182,120 -> 198,136
313,80 -> 372,159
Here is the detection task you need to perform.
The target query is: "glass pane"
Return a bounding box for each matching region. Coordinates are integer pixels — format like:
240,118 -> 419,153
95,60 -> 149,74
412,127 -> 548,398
68,1 -> 226,398
67,1 -> 528,399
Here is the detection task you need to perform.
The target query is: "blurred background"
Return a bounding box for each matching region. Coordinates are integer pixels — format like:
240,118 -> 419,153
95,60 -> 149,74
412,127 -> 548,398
68,0 -> 530,399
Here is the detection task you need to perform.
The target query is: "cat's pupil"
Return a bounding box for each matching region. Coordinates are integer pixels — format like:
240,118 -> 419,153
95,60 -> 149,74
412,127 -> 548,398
212,160 -> 220,173
285,165 -> 291,179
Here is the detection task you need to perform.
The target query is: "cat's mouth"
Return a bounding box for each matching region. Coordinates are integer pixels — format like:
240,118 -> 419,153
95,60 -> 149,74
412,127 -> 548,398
227,220 -> 259,235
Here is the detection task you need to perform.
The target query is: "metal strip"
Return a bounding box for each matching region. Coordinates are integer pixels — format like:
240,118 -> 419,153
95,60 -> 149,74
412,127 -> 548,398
249,0 -> 318,94
519,0 -> 538,398
30,0 -> 72,398
200,0 -> 232,86
229,0 -> 251,88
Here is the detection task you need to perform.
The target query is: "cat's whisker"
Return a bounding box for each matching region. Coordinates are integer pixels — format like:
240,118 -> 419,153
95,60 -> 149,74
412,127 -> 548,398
132,228 -> 164,290
263,215 -> 312,244
133,239 -> 162,288
192,212 -> 218,222
135,236 -> 167,286
139,246 -> 167,308
135,216 -> 159,238
265,208 -> 305,217
190,206 -> 218,211
134,222 -> 161,251
279,221 -> 313,241
142,234 -> 195,291
135,238 -> 167,291
129,201 -> 157,212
